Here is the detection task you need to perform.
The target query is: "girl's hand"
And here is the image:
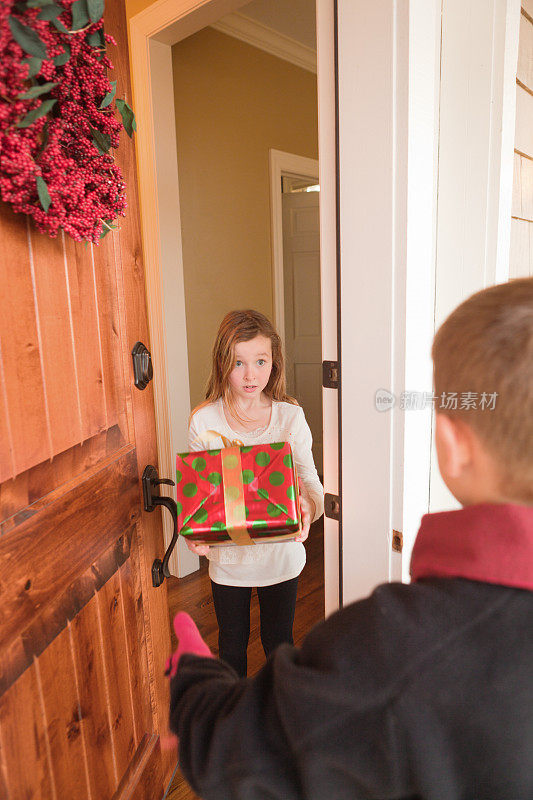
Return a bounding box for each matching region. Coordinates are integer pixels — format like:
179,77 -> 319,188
295,491 -> 315,543
186,539 -> 210,557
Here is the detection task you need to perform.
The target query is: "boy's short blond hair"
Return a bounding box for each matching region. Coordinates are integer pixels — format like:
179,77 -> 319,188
432,277 -> 533,503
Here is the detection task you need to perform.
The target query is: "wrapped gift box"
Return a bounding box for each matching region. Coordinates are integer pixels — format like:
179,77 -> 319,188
176,442 -> 301,546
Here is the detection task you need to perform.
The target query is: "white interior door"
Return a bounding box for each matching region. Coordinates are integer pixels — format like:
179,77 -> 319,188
282,191 -> 323,473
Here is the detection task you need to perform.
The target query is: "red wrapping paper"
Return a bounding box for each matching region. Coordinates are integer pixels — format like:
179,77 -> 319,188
176,442 -> 301,545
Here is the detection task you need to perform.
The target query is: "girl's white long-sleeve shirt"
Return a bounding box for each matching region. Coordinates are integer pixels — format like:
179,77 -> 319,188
187,398 -> 324,587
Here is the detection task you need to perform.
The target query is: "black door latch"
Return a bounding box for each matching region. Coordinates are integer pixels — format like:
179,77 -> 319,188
142,465 -> 178,587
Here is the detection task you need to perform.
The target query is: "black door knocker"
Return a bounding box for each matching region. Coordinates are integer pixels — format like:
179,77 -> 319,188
132,341 -> 153,390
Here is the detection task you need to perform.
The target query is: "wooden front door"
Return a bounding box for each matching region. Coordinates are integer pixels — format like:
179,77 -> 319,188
0,2 -> 173,797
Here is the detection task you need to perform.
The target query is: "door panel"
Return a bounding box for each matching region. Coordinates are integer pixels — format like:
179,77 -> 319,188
282,191 -> 323,471
0,0 -> 172,796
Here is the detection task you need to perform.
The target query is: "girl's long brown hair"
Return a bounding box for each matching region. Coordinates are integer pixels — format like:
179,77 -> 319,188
191,309 -> 297,424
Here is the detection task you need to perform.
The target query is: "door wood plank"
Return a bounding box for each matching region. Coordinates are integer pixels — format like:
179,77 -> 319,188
0,350 -> 14,484
120,552 -> 151,744
63,236 -> 109,442
98,570 -> 138,776
0,450 -> 138,668
71,592 -> 119,799
0,663 -> 55,800
0,209 -> 50,476
38,627 -> 91,799
86,239 -> 125,433
29,225 -> 82,456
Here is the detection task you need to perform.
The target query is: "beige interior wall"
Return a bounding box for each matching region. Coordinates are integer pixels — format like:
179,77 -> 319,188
172,27 -> 318,408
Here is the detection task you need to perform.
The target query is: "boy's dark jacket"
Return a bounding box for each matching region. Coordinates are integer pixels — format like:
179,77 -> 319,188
169,504 -> 533,800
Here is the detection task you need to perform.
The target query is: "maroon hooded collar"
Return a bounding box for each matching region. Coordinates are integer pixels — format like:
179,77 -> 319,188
410,503 -> 533,590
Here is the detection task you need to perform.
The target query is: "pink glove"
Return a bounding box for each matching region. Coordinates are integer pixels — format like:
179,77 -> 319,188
165,611 -> 213,678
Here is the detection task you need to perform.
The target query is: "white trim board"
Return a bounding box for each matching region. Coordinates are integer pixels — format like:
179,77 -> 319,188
269,149 -> 319,344
211,12 -> 317,73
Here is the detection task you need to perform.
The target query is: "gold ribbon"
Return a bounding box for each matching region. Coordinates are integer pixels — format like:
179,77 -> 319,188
220,445 -> 254,546
190,431 -> 253,546
191,430 -> 244,449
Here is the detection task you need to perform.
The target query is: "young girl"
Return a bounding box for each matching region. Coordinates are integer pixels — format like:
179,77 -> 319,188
186,309 -> 324,677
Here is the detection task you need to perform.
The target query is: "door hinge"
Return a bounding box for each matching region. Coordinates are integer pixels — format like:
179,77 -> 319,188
324,493 -> 341,521
392,530 -> 403,553
323,360 -> 339,389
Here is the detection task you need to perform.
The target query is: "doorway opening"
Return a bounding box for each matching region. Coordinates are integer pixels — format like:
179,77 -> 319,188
130,2 -> 327,766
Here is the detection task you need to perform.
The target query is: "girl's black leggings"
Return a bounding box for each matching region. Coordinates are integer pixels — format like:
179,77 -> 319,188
210,576 -> 299,677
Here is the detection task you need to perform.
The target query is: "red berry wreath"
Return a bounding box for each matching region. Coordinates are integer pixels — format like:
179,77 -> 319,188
0,0 -> 135,243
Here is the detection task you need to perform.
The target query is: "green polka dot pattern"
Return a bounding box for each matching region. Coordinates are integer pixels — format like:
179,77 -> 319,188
267,502 -> 288,518
283,454 -> 293,469
240,446 -> 253,453
269,471 -> 284,486
255,451 -> 270,466
183,483 -> 197,498
209,448 -> 221,456
270,442 -> 285,450
223,453 -> 238,469
208,471 -> 222,485
286,485 -> 295,501
211,521 -> 225,531
252,519 -> 268,529
193,508 -> 208,523
192,457 -> 206,472
257,488 -> 269,500
181,525 -> 193,536
242,469 -> 254,484
286,518 -> 298,526
176,469 -> 182,483
176,501 -> 183,515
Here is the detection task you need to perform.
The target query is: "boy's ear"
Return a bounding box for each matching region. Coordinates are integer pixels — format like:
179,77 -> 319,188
435,413 -> 473,478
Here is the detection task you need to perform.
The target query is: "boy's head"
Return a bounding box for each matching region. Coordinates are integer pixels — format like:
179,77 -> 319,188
432,277 -> 533,506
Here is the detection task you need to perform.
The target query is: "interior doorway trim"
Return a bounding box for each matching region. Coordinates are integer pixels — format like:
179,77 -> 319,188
269,149 -> 319,344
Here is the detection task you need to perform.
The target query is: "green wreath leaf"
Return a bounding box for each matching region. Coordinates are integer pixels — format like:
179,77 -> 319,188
18,81 -> 59,99
90,125 -> 111,154
22,56 -> 43,78
37,3 -> 62,19
87,0 -> 104,24
52,17 -> 69,33
115,98 -> 137,138
36,176 -> 51,212
8,16 -> 48,59
53,45 -> 70,66
86,29 -> 104,47
99,219 -> 117,239
16,98 -> 57,128
99,80 -> 116,109
71,0 -> 89,30
26,0 -> 55,7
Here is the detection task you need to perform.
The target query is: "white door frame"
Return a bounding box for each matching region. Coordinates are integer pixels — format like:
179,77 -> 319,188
268,148 -> 319,344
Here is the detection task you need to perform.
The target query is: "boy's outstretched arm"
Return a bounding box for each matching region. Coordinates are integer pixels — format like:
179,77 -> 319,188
169,594 -> 410,800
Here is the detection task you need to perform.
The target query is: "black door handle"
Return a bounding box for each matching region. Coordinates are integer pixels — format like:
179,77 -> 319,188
142,465 -> 178,587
